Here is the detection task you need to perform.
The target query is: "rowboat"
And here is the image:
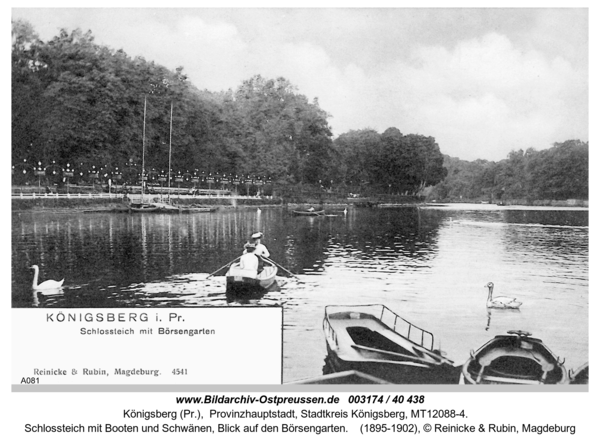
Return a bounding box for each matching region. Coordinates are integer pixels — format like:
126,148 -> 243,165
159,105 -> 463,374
460,330 -> 569,385
322,304 -> 458,384
129,202 -> 160,212
129,201 -> 181,213
225,261 -> 278,298
179,206 -> 218,213
292,209 -> 325,216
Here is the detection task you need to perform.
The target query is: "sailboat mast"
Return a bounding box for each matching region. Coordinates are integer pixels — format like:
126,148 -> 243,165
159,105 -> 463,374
168,100 -> 173,201
141,94 -> 147,201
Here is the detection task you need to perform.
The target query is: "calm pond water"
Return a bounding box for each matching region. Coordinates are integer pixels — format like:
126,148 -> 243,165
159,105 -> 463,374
12,204 -> 588,383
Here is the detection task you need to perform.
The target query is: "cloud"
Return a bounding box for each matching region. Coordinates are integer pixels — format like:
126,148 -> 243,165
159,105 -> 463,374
303,31 -> 588,161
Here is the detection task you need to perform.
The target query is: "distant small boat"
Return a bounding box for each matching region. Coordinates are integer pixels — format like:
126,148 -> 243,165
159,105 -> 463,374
152,202 -> 181,212
292,209 -> 325,216
377,203 -> 406,208
179,206 -> 218,213
323,304 -> 458,384
129,200 -> 181,213
460,330 -> 569,385
129,202 -> 160,212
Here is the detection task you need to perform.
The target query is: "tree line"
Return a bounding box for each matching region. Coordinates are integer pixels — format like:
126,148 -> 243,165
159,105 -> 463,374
12,20 -> 587,202
430,140 -> 588,202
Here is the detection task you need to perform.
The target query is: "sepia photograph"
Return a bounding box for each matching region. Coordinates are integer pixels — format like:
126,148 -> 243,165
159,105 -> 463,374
10,6 -> 589,392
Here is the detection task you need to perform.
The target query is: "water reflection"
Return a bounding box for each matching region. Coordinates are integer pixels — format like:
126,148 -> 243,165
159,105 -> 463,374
12,204 -> 588,382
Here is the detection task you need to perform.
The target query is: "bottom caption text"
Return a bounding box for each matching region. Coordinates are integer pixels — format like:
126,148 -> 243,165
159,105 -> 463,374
20,394 -> 579,437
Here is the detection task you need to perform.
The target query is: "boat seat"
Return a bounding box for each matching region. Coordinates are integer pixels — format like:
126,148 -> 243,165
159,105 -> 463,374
476,347 -> 555,383
478,347 -> 555,373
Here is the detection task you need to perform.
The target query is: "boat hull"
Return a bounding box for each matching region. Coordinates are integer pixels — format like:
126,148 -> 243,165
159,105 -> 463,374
323,305 -> 458,384
180,207 -> 218,213
324,341 -> 459,384
129,203 -> 159,212
129,202 -> 180,213
225,263 -> 277,299
292,210 -> 325,216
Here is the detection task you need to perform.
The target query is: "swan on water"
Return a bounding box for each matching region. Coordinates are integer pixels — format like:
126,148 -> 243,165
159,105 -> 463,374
30,265 -> 64,290
485,282 -> 521,309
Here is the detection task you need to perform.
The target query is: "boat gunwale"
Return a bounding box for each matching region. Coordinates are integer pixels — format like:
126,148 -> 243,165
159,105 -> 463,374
226,262 -> 278,288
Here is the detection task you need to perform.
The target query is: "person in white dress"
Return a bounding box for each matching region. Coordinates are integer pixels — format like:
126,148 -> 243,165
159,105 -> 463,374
238,243 -> 259,278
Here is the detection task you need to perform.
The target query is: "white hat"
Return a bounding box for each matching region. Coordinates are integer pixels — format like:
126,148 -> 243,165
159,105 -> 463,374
251,232 -> 263,239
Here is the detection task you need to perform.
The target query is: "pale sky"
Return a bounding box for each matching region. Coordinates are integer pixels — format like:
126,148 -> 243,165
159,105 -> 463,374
11,7 -> 589,161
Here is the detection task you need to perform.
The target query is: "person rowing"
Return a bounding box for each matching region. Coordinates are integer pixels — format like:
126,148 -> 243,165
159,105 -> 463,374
249,232 -> 270,258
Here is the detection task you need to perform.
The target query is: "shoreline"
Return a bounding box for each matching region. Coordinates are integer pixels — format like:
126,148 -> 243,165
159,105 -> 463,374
11,198 -> 588,214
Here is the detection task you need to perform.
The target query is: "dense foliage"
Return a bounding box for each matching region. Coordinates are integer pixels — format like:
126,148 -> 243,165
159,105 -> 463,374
12,21 -> 336,188
331,127 -> 447,195
12,21 -> 587,202
430,140 -> 588,202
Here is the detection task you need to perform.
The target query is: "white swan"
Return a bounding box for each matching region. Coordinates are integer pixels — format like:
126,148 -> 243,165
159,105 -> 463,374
31,265 -> 64,290
485,282 -> 521,309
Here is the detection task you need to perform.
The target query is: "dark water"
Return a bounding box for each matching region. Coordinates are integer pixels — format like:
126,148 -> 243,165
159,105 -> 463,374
12,204 -> 588,382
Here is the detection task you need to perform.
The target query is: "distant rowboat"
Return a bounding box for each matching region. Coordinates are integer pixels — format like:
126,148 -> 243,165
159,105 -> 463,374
129,202 -> 160,212
292,209 -> 325,216
179,206 -> 218,213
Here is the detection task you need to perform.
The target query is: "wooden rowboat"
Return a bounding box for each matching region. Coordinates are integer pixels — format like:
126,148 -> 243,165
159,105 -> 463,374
129,202 -> 160,212
460,330 -> 569,385
323,304 -> 458,384
225,261 -> 278,298
292,209 -> 325,216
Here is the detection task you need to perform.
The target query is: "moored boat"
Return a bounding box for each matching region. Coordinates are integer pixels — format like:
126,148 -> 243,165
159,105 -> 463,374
129,201 -> 160,212
460,330 -> 569,385
322,304 -> 458,384
179,206 -> 218,213
128,200 -> 180,213
292,209 -> 325,216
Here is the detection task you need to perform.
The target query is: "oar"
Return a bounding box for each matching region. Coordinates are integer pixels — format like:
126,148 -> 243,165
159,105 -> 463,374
263,257 -> 298,279
206,256 -> 241,279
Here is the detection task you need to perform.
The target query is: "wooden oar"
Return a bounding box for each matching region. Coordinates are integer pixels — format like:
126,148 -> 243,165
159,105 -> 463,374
206,256 -> 241,279
263,257 -> 298,279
